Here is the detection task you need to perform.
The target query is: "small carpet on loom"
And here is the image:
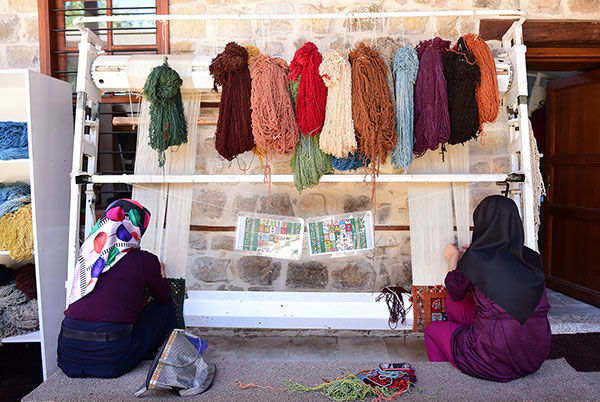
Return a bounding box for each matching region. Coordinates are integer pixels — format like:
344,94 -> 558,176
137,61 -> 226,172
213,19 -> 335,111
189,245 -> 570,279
23,359 -> 600,402
548,332 -> 600,372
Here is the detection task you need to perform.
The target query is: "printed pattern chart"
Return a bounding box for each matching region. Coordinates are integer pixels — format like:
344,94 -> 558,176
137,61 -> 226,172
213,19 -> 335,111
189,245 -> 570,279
307,212 -> 374,256
235,214 -> 304,260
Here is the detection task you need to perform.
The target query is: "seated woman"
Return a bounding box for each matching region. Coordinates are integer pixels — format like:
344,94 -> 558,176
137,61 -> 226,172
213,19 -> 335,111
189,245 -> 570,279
424,195 -> 551,382
58,199 -> 176,378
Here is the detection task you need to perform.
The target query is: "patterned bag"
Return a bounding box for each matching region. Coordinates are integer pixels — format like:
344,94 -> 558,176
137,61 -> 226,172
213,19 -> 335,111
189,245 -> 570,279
134,329 -> 216,397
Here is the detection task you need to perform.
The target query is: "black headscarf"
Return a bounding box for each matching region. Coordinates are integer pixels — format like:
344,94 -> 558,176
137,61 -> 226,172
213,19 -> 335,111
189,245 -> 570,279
457,195 -> 546,324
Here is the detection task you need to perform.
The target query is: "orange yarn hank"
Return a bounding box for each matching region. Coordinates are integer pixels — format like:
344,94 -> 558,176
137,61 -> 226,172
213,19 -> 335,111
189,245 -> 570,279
461,34 -> 499,129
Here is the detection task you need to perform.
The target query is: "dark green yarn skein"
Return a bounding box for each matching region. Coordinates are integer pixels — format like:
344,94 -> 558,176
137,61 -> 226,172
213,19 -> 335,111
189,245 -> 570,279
143,58 -> 188,167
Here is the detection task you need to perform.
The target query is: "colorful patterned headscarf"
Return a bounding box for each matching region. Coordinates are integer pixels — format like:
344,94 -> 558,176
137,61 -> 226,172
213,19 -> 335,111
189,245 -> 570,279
68,199 -> 151,305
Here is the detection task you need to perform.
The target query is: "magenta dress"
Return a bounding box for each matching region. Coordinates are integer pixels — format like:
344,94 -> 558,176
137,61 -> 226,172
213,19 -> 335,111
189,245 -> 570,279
446,269 -> 552,382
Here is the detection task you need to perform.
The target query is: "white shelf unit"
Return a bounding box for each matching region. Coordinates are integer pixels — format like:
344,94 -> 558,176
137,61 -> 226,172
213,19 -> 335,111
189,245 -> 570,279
68,10 -> 533,331
0,70 -> 74,380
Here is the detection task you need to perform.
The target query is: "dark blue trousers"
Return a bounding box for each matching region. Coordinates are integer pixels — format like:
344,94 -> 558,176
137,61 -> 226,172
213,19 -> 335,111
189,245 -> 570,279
57,301 -> 177,378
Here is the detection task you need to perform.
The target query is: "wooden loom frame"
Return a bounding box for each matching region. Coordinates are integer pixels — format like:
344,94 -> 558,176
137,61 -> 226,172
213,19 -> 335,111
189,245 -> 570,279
67,9 -> 533,331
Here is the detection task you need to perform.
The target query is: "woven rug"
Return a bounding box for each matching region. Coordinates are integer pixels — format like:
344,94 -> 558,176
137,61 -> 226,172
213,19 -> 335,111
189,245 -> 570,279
24,359 -> 600,402
548,332 -> 600,372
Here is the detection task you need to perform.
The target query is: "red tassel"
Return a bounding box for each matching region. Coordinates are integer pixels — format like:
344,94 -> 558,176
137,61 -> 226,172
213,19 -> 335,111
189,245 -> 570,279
288,42 -> 328,136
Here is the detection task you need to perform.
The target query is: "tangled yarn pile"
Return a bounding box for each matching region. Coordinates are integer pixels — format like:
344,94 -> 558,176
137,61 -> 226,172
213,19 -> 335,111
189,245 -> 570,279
0,203 -> 33,260
143,58 -> 188,167
0,121 -> 28,160
0,182 -> 30,219
0,281 -> 38,338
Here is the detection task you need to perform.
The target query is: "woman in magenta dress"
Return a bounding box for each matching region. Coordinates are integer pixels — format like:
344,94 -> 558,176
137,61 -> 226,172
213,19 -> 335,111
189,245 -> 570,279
424,195 -> 551,382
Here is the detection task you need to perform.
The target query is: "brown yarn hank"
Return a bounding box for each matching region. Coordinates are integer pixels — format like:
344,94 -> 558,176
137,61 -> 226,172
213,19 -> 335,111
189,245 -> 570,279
349,42 -> 397,178
461,34 -> 499,129
209,42 -> 255,161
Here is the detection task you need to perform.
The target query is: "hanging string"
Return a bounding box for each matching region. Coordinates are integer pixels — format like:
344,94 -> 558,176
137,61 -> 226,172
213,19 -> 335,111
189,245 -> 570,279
318,49 -> 357,158
461,33 -> 500,131
209,42 -> 255,161
348,42 -> 396,185
413,37 -> 451,157
390,46 -> 419,170
443,37 -> 481,145
288,42 -> 328,136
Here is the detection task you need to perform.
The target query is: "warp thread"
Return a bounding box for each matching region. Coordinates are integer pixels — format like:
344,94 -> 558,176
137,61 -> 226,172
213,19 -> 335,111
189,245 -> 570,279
289,73 -> 332,193
289,42 -> 328,136
0,203 -> 34,261
462,34 -> 500,129
15,263 -> 36,299
443,37 -> 481,145
0,182 -> 30,220
330,152 -> 370,172
143,58 -> 188,167
413,37 -> 451,157
376,286 -> 411,329
318,50 -> 357,158
210,42 -> 255,161
390,46 -> 419,170
349,42 -> 397,180
0,121 -> 28,160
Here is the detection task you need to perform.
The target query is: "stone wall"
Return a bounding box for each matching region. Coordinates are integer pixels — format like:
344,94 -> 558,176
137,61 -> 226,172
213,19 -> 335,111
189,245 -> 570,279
0,0 -> 39,70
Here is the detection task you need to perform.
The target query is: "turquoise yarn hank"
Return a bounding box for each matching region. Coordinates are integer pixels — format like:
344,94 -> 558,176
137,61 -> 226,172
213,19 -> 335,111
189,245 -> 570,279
331,152 -> 370,172
0,182 -> 30,220
390,46 -> 419,170
290,75 -> 332,193
143,58 -> 188,167
0,121 -> 28,160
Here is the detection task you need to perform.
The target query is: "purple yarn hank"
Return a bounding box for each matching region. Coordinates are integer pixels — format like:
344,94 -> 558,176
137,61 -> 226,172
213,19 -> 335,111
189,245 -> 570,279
413,37 -> 451,157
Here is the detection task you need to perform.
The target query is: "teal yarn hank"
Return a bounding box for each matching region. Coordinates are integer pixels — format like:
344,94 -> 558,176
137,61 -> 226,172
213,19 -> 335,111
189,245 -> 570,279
143,58 -> 188,167
390,46 -> 419,170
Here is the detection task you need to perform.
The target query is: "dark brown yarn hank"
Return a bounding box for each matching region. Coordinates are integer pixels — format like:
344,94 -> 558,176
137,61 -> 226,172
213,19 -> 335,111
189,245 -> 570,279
442,37 -> 481,145
209,42 -> 255,161
349,42 -> 396,178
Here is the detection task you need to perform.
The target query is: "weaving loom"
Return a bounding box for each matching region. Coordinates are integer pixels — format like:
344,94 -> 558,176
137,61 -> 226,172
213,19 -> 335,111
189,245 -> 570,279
66,10 -> 537,330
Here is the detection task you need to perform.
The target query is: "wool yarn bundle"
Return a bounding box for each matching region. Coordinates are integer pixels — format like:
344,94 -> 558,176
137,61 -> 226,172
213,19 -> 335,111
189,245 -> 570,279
245,45 -> 267,161
0,121 -> 28,160
374,37 -> 402,103
443,37 -> 481,145
318,49 -> 357,158
413,37 -> 451,157
462,34 -> 500,128
289,74 -> 332,193
0,282 -> 38,338
288,42 -> 328,136
210,42 -> 255,161
0,182 -> 30,220
390,46 -> 419,170
0,203 -> 33,260
349,42 -> 396,177
143,58 -> 188,167
330,152 -> 370,172
15,263 -> 36,299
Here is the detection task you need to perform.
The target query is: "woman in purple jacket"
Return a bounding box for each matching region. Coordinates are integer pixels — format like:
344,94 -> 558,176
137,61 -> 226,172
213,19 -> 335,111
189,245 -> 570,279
58,199 -> 176,378
424,195 -> 551,382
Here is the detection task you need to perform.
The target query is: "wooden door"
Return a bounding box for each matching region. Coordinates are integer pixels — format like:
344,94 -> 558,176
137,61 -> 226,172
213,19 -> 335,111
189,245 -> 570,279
544,69 -> 600,307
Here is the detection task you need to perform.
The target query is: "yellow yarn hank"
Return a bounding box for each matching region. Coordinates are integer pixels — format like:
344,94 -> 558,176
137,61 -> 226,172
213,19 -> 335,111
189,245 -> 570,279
318,49 -> 357,158
0,204 -> 33,261
246,45 -> 260,64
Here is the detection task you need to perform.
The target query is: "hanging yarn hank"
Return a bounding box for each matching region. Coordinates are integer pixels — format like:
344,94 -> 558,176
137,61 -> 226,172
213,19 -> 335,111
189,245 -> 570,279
0,204 -> 33,261
462,34 -> 500,132
143,58 -> 188,167
376,286 -> 411,329
442,37 -> 481,145
390,46 -> 419,170
331,152 -> 370,172
289,74 -> 332,193
318,49 -> 357,158
0,121 -> 28,160
374,37 -> 402,104
245,45 -> 267,164
210,42 -> 255,162
288,42 -> 328,136
250,54 -> 300,198
349,42 -> 397,184
413,37 -> 451,157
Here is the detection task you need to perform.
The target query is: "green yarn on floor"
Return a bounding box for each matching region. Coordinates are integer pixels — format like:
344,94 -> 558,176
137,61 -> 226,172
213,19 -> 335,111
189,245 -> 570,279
283,374 -> 397,401
289,75 -> 332,194
143,58 -> 188,167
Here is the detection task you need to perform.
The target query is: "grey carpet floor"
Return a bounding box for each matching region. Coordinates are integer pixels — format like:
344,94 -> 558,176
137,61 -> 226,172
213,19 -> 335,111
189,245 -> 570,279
24,359 -> 600,402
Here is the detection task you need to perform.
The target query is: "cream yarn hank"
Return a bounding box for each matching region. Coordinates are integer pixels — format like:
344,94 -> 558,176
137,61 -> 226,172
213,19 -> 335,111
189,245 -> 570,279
318,50 -> 357,158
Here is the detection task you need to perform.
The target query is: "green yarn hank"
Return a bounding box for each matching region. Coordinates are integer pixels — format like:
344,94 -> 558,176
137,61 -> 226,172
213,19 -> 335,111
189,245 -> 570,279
283,374 -> 398,402
143,58 -> 188,167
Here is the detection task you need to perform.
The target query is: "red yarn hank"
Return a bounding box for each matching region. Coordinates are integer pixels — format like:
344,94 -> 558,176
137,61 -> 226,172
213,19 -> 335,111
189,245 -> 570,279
209,42 -> 255,161
15,263 -> 36,299
288,42 -> 328,136
349,42 -> 397,178
413,37 -> 451,157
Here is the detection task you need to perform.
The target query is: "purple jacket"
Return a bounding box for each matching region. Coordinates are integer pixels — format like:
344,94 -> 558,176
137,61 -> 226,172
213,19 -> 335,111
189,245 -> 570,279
446,269 -> 552,382
65,249 -> 171,324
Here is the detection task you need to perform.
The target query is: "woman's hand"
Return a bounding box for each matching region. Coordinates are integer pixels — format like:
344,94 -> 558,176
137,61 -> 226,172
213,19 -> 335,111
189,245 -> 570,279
160,261 -> 166,278
444,244 -> 460,261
